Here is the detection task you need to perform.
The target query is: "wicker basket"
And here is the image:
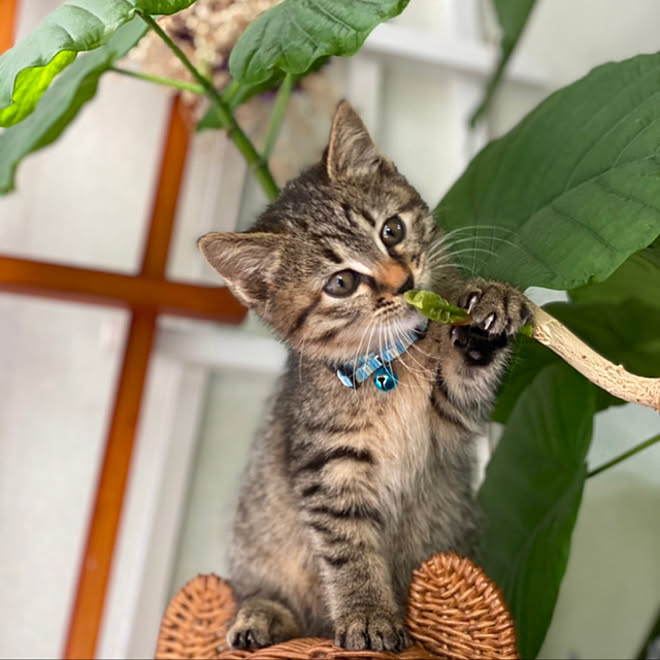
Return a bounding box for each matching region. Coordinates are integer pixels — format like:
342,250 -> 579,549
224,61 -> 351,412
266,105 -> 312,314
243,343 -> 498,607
156,553 -> 518,660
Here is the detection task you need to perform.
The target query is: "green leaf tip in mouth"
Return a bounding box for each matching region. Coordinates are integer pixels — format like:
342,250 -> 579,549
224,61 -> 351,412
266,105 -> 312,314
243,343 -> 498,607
404,289 -> 534,335
403,289 -> 472,325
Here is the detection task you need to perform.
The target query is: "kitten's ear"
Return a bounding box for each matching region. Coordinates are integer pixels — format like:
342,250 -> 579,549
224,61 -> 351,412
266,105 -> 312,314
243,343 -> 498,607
325,100 -> 382,180
198,231 -> 282,307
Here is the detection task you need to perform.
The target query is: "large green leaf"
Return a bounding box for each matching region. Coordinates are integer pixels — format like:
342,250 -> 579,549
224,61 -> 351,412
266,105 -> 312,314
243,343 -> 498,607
436,53 -> 660,291
493,299 -> 660,422
0,20 -> 147,194
492,335 -> 556,423
570,243 -> 660,307
469,0 -> 537,126
229,0 -> 409,85
479,364 -> 595,658
0,0 -> 195,126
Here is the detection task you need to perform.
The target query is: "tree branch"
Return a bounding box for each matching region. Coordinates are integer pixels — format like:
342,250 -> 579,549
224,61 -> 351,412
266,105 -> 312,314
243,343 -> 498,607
530,302 -> 660,413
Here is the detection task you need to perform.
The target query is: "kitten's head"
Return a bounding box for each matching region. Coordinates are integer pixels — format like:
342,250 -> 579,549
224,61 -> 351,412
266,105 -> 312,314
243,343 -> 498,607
199,101 -> 445,362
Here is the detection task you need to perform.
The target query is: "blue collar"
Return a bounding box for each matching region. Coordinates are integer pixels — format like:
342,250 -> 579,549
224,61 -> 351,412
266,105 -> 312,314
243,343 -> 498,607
333,322 -> 428,391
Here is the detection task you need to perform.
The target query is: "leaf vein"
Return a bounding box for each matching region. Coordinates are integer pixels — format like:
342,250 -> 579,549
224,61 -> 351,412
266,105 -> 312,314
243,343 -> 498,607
611,112 -> 660,169
549,203 -> 618,252
562,67 -> 660,191
308,0 -> 357,34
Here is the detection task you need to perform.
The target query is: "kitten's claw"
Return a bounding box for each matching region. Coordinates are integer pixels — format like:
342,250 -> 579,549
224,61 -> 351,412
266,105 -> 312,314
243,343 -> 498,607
466,292 -> 480,314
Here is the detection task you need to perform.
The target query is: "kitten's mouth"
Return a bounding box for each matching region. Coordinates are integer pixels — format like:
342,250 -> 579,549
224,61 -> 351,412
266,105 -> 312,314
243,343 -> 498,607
355,306 -> 426,355
380,304 -> 426,331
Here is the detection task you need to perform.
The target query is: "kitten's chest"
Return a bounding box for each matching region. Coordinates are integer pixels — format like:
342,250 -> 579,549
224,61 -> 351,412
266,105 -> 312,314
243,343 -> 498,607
366,367 -> 435,488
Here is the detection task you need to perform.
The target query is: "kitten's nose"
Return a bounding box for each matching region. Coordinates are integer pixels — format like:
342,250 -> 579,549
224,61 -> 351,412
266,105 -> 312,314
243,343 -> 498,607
378,261 -> 414,296
396,273 -> 415,295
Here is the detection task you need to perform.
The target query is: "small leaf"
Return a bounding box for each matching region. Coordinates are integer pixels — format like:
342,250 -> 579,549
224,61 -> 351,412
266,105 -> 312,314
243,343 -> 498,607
0,20 -> 147,194
134,0 -> 197,13
403,289 -> 471,324
493,299 -> 660,422
435,53 -> 660,291
470,0 -> 537,126
569,243 -> 660,308
0,0 -> 196,126
229,0 -> 409,85
479,364 -> 595,658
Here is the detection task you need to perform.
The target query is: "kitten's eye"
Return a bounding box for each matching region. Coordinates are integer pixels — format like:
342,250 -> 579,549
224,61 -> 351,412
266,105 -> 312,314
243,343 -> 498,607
324,269 -> 359,297
380,215 -> 406,247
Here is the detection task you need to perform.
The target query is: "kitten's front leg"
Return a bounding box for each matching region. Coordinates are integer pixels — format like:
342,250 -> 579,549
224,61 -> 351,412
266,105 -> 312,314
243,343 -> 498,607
298,480 -> 408,651
433,279 -> 531,412
325,552 -> 408,652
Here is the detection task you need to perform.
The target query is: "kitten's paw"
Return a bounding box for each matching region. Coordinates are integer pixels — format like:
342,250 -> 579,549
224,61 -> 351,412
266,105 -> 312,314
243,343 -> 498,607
227,598 -> 300,650
459,279 -> 532,336
334,610 -> 409,652
451,280 -> 531,366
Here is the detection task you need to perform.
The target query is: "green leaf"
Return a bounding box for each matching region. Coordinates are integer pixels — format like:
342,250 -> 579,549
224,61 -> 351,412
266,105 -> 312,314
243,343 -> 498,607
469,0 -> 537,126
435,53 -> 660,291
569,243 -> 660,307
479,364 -> 595,658
0,50 -> 76,127
403,289 -> 470,324
229,0 -> 409,85
0,19 -> 147,194
0,0 -> 196,126
493,299 -> 660,422
493,335 -> 556,423
134,0 -> 197,12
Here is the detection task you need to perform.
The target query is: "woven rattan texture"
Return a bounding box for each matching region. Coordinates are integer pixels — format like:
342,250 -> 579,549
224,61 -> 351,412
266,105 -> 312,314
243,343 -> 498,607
407,554 -> 518,660
156,553 -> 518,660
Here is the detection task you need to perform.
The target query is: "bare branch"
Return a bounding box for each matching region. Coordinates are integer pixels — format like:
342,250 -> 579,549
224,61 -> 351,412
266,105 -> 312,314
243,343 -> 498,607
530,302 -> 660,413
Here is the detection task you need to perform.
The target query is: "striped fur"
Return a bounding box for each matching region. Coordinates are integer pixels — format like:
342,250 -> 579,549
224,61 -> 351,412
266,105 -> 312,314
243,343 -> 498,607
198,101 -> 531,652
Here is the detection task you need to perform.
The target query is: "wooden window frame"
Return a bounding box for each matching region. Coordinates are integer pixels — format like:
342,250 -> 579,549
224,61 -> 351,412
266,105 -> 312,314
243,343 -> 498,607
1,10 -> 246,656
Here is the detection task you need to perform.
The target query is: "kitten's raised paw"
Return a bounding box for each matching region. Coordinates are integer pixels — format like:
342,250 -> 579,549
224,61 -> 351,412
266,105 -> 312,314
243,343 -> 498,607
460,279 -> 531,336
334,610 -> 409,652
227,598 -> 300,649
451,280 -> 531,366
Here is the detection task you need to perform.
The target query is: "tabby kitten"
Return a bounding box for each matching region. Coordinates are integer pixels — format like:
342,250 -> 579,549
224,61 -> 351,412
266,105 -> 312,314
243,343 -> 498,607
199,101 -> 530,652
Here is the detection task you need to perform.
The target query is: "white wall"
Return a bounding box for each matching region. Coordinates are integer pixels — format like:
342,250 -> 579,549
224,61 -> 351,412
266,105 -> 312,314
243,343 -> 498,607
0,1 -> 172,656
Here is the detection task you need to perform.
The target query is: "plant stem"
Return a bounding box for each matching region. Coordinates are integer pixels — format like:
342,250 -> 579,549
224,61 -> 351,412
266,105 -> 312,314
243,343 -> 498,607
263,73 -> 294,158
138,12 -> 279,201
110,66 -> 204,95
222,80 -> 241,106
587,434 -> 660,478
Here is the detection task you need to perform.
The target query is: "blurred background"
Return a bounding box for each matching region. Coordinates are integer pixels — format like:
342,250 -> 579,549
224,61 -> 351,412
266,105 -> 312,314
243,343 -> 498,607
0,1 -> 658,658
